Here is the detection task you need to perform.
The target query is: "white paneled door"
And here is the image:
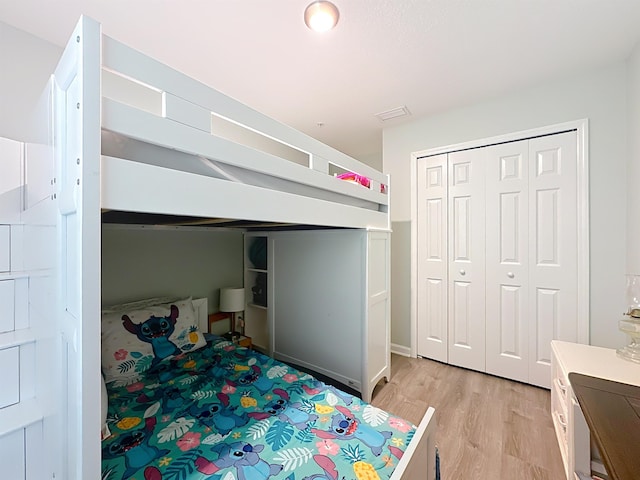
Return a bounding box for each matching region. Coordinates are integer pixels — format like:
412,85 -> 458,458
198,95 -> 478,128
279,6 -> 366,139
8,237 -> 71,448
528,132 -> 577,387
447,149 -> 486,371
416,130 -> 580,387
416,154 -> 448,362
485,140 -> 530,382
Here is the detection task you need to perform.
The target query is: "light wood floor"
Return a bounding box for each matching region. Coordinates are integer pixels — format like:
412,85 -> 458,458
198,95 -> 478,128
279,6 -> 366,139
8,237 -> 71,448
371,355 -> 565,480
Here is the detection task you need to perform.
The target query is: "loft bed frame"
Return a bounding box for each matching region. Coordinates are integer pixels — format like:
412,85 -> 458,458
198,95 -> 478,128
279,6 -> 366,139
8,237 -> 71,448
98,26 -> 390,230
26,15 -> 438,479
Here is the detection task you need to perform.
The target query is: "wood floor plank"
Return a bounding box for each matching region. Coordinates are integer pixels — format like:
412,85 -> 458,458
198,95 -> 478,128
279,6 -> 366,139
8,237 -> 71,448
372,355 -> 565,479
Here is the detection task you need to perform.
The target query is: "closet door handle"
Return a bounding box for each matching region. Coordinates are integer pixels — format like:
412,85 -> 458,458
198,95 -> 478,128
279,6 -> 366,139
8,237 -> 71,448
507,272 -> 515,278
459,269 -> 466,276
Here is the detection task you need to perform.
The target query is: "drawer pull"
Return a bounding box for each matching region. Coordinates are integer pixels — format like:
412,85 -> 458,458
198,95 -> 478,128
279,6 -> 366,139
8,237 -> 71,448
557,412 -> 567,429
556,377 -> 567,394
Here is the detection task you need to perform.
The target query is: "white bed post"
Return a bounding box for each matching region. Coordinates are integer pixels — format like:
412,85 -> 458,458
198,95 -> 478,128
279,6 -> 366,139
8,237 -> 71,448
362,230 -> 391,402
53,16 -> 102,479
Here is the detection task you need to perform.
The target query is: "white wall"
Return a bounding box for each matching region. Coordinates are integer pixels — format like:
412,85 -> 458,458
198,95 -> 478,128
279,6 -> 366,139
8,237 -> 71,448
102,227 -> 244,319
628,42 -> 640,276
384,63 -> 629,350
0,21 -> 61,142
358,151 -> 383,172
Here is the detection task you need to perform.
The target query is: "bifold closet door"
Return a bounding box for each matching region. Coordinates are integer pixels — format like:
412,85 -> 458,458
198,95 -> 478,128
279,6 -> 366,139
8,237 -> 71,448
417,130 -> 578,387
527,131 -> 577,387
447,149 -> 486,371
485,140 -> 530,383
416,154 -> 448,362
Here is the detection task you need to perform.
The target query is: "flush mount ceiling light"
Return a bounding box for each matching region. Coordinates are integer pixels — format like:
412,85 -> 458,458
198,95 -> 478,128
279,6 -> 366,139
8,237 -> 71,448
304,1 -> 340,32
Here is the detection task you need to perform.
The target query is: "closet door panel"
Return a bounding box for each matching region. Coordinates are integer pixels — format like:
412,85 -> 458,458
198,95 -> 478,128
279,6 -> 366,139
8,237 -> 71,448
528,131 -> 577,388
485,141 -> 529,382
534,287 -> 560,372
417,154 -> 448,362
451,280 -> 473,346
447,149 -> 485,371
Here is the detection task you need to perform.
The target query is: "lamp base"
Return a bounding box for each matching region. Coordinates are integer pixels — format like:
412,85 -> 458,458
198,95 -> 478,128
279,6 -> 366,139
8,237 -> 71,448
617,344 -> 640,363
617,317 -> 640,363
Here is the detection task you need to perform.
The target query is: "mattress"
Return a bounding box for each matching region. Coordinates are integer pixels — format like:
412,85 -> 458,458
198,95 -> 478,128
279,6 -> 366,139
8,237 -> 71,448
101,336 -> 416,480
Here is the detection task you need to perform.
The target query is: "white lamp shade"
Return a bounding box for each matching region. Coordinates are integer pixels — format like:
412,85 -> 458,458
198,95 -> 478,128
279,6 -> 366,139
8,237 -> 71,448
220,287 -> 245,313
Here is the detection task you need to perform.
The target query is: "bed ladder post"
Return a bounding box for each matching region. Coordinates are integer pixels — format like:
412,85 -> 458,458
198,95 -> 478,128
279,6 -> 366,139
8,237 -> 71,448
53,15 -> 102,480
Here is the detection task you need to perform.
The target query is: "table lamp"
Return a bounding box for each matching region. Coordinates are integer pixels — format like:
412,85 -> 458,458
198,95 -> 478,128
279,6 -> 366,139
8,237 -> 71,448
220,287 -> 245,339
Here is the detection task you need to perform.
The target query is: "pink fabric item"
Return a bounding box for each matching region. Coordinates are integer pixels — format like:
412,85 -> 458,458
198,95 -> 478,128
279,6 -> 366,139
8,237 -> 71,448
336,172 -> 371,188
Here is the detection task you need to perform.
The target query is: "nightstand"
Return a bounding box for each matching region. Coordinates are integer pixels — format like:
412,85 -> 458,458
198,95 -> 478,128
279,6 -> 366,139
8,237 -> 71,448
234,335 -> 252,349
221,332 -> 252,349
208,312 -> 231,334
209,312 -> 253,348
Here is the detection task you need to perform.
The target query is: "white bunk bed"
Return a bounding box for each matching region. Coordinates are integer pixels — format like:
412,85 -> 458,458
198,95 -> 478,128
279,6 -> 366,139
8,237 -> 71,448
1,15 -> 437,480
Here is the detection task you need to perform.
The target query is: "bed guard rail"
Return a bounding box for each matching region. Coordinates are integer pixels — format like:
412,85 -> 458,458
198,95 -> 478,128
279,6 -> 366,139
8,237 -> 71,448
100,34 -> 389,212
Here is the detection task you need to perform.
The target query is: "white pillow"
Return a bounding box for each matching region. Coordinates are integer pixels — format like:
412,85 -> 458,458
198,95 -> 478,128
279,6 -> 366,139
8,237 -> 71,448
101,297 -> 207,383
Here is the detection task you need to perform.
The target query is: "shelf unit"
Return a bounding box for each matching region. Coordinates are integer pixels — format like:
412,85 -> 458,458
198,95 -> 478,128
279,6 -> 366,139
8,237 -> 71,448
551,340 -> 640,479
243,234 -> 271,353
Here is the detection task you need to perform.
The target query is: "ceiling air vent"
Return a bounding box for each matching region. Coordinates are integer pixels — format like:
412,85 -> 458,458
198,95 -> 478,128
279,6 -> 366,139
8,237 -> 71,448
374,105 -> 411,122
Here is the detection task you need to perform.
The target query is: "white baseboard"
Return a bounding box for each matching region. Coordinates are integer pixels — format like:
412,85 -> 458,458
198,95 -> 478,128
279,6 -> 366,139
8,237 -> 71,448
391,343 -> 411,357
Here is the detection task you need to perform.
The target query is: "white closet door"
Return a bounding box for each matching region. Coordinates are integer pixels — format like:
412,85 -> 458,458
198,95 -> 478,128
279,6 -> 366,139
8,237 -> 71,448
528,131 -> 578,388
448,149 -> 486,371
485,140 -> 530,382
416,154 -> 448,362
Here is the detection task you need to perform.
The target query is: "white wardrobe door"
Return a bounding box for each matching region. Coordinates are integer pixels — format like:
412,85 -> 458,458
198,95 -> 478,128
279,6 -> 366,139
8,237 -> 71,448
416,154 -> 448,362
485,140 -> 530,383
528,131 -> 578,388
271,230 -> 364,388
448,149 -> 486,371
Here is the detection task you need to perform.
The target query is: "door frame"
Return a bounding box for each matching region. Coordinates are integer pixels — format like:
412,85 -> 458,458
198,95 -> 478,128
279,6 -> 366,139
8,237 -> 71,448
410,119 -> 590,359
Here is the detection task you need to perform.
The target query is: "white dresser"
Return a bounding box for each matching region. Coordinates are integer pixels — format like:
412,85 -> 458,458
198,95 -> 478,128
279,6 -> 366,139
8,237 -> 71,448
551,340 -> 640,479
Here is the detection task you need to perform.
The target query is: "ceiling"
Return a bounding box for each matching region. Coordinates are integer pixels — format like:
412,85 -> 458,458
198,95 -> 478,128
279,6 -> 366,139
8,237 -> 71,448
2,0 -> 640,162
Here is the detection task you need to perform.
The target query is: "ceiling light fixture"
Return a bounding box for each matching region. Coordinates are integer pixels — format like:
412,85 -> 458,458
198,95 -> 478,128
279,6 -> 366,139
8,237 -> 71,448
304,1 -> 340,32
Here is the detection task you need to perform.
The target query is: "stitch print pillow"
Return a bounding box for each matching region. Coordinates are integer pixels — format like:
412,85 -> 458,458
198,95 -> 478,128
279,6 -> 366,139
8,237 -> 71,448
101,297 -> 207,383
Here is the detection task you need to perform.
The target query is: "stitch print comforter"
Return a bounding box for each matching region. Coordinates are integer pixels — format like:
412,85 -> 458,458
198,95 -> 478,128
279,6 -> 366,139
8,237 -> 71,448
102,336 -> 416,480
